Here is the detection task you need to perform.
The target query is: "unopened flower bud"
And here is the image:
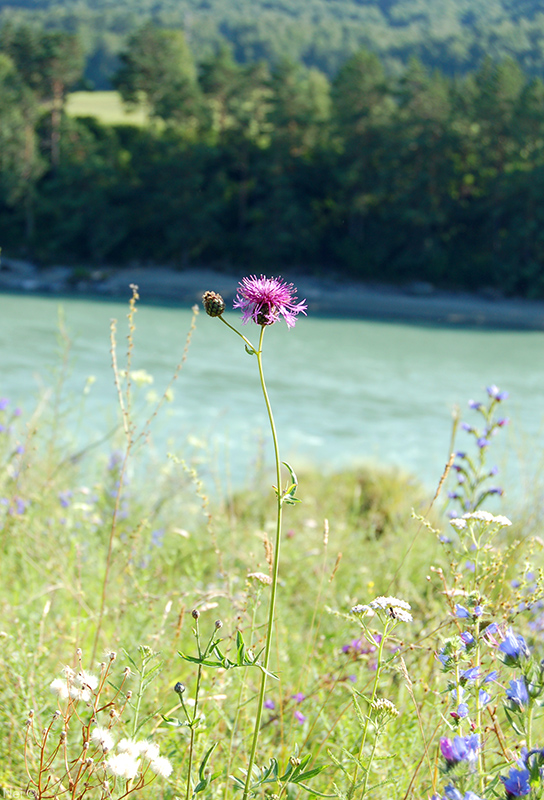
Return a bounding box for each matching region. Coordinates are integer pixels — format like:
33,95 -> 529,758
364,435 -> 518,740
202,291 -> 226,318
174,682 -> 186,696
192,609 -> 200,620
215,620 -> 223,630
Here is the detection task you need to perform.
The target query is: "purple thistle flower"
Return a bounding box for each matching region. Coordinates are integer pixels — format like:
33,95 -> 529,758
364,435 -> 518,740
233,275 -> 307,328
506,678 -> 529,708
500,766 -> 531,796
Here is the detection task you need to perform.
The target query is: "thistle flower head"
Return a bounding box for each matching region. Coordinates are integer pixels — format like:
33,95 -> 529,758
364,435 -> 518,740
233,275 -> 307,328
202,291 -> 226,317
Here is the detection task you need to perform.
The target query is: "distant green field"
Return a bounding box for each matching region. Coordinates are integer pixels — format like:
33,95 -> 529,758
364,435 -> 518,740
66,90 -> 149,125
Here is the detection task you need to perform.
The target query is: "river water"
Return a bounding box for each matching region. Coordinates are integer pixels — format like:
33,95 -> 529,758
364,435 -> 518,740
1,293 -> 542,502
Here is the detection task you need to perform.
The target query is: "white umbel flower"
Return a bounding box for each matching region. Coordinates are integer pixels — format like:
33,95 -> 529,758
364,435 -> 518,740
462,511 -> 512,527
370,596 -> 411,611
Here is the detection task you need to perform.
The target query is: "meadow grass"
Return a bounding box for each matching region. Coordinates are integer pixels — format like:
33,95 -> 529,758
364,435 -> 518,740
1,288 -> 543,800
65,91 -> 149,126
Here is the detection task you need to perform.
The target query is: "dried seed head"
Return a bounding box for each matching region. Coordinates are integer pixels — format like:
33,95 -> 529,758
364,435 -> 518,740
126,691 -> 132,700
202,291 -> 226,318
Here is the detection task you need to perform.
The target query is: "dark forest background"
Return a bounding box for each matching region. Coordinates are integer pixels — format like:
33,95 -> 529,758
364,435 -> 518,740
1,1 -> 544,296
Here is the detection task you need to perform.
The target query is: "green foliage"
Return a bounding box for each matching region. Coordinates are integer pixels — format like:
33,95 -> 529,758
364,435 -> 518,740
5,21 -> 544,296
1,0 -> 544,90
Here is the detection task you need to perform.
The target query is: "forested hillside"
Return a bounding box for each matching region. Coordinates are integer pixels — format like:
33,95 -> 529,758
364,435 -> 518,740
0,0 -> 543,87
2,19 -> 544,298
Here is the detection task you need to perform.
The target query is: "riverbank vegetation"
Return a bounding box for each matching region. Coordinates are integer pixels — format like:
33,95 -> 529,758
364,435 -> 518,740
1,289 -> 544,799
2,20 -> 544,296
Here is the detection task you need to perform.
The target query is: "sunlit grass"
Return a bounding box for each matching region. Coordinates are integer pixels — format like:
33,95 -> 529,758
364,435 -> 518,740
66,90 -> 149,126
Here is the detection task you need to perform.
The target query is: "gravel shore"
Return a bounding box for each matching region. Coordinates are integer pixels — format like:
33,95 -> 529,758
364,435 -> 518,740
2,258 -> 544,330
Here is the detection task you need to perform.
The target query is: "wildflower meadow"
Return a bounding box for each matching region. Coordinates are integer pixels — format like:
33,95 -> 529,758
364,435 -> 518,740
1,277 -> 544,800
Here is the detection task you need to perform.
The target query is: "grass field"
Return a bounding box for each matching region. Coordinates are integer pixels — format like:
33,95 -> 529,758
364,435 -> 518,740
1,292 -> 543,800
66,90 -> 149,125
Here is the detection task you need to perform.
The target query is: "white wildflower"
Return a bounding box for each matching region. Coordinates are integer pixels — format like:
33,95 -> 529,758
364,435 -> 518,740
149,755 -> 173,778
117,738 -> 140,758
76,670 -> 99,691
137,741 -> 160,760
370,596 -> 411,611
351,604 -> 373,616
106,752 -> 140,780
462,511 -> 512,527
62,666 -> 76,681
50,678 -> 70,700
449,518 -> 467,530
248,572 -> 273,585
387,607 -> 413,622
91,726 -> 115,753
371,698 -> 399,717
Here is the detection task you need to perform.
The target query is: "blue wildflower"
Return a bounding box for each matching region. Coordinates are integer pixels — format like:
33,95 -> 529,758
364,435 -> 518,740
487,385 -> 508,401
461,667 -> 480,682
440,735 -> 479,766
460,631 -> 475,646
479,688 -> 491,706
499,629 -> 530,666
455,605 -> 470,618
506,679 -> 529,709
500,766 -> 531,796
443,786 -> 463,800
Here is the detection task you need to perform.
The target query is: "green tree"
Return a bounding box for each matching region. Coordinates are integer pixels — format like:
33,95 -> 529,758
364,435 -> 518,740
1,25 -> 84,166
0,51 -> 44,247
113,22 -> 200,126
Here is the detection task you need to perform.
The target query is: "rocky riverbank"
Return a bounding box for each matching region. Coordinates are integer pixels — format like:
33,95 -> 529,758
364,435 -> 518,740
2,256 -> 544,330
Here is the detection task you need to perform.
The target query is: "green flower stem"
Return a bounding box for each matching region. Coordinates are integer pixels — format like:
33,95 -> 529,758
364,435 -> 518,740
242,324 -> 284,800
349,623 -> 387,799
219,316 -> 257,353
